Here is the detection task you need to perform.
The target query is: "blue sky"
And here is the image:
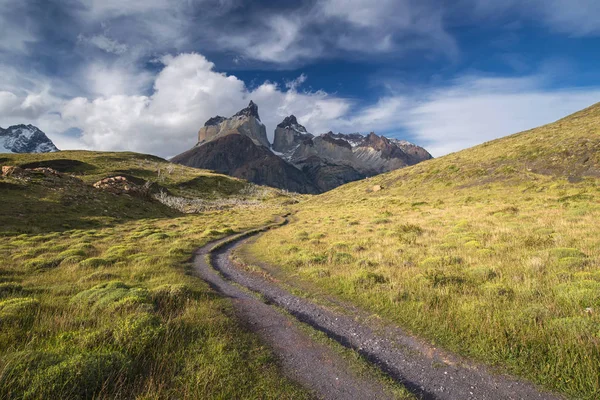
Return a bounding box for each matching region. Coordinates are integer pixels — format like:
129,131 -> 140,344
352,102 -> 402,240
1,0 -> 600,157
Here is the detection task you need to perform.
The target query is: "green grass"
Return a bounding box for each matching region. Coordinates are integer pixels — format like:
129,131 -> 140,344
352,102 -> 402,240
0,150 -> 270,199
248,102 -> 600,399
0,151 -> 308,399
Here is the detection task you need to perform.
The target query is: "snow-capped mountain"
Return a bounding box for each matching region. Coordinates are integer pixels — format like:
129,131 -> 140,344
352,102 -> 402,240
0,124 -> 59,153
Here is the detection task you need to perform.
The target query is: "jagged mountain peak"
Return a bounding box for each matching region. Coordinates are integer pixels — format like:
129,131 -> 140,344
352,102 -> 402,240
178,102 -> 432,193
204,116 -> 226,127
277,115 -> 307,133
233,100 -> 261,121
197,101 -> 269,148
0,124 -> 58,154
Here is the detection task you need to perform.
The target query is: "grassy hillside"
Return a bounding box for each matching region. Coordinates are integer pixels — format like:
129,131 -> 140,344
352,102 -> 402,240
0,151 -> 307,399
0,150 -> 294,234
249,102 -> 600,398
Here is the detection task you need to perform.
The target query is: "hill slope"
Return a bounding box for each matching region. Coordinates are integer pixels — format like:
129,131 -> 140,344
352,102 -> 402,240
249,102 -> 600,398
0,150 -> 307,399
0,150 -> 291,233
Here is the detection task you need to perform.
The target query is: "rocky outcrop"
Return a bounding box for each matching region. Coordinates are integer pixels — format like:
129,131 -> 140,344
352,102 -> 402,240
93,176 -> 152,198
197,101 -> 270,148
0,125 -> 59,153
173,104 -> 432,194
272,115 -> 314,156
172,134 -> 318,194
273,118 -> 432,191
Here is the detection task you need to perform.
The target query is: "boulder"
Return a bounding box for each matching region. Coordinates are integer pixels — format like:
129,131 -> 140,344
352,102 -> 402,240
2,166 -> 23,177
93,176 -> 150,197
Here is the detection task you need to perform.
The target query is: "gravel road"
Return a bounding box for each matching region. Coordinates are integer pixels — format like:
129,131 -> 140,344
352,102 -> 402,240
194,222 -> 563,400
193,227 -> 395,400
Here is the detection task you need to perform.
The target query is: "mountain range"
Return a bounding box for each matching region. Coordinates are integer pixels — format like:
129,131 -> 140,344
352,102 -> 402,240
172,101 -> 432,193
0,124 -> 58,154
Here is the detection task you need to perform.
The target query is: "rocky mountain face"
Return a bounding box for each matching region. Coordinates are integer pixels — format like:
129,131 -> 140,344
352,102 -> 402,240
273,120 -> 432,191
197,101 -> 270,148
0,124 -> 59,153
172,134 -> 318,193
172,102 -> 432,193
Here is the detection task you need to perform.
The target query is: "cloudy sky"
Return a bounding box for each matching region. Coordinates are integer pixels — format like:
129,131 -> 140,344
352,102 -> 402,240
1,0 -> 600,157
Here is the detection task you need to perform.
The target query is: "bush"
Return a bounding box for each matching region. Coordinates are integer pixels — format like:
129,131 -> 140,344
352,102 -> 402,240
300,267 -> 331,279
0,297 -> 39,325
550,248 -> 587,259
32,352 -> 128,397
113,312 -> 164,355
151,284 -> 195,315
79,257 -> 114,268
423,269 -> 466,288
23,257 -> 63,271
332,252 -> 354,263
72,281 -> 150,312
0,282 -> 25,298
352,270 -> 388,289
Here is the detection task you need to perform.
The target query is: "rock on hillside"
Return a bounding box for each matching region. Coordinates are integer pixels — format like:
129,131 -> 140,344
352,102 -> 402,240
0,124 -> 58,153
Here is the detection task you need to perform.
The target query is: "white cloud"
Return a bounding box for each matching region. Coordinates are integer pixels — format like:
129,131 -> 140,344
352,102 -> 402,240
2,52 -> 599,161
0,91 -> 20,114
0,0 -> 36,53
404,81 -> 600,156
56,53 -> 351,157
463,0 -> 600,36
82,62 -> 154,97
79,34 -> 128,55
341,75 -> 600,157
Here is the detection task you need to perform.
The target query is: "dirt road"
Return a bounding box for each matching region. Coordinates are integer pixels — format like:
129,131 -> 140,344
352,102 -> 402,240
193,221 -> 562,400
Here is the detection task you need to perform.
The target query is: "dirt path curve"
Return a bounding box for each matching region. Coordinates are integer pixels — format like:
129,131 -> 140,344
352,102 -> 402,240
194,219 -> 563,400
193,221 -> 395,400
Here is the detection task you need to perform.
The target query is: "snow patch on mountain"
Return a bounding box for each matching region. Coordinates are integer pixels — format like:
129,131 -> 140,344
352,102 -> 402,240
0,124 -> 59,153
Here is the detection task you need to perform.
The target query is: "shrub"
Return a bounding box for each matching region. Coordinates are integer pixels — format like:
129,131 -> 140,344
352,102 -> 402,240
396,223 -> 423,235
0,297 -> 39,324
300,267 -> 331,279
79,257 -> 114,268
147,233 -> 170,241
550,248 -> 587,259
352,270 -> 388,289
558,257 -> 589,269
423,269 -> 466,288
72,281 -> 150,313
23,257 -> 63,271
0,282 -> 24,298
24,351 -> 129,399
58,249 -> 88,259
151,284 -> 195,315
113,312 -> 164,355
332,252 -> 354,263
482,283 -> 515,299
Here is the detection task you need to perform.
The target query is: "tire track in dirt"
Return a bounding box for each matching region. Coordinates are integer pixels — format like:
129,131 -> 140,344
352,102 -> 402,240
194,220 -> 563,400
193,223 -> 396,400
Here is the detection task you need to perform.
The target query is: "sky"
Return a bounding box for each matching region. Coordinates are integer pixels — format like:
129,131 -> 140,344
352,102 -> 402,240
1,0 -> 600,158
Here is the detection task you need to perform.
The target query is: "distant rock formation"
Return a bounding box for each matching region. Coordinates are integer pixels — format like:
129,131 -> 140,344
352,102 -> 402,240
272,120 -> 432,191
172,133 -> 318,194
197,101 -> 270,148
0,124 -> 59,153
172,103 -> 318,194
172,102 -> 432,193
